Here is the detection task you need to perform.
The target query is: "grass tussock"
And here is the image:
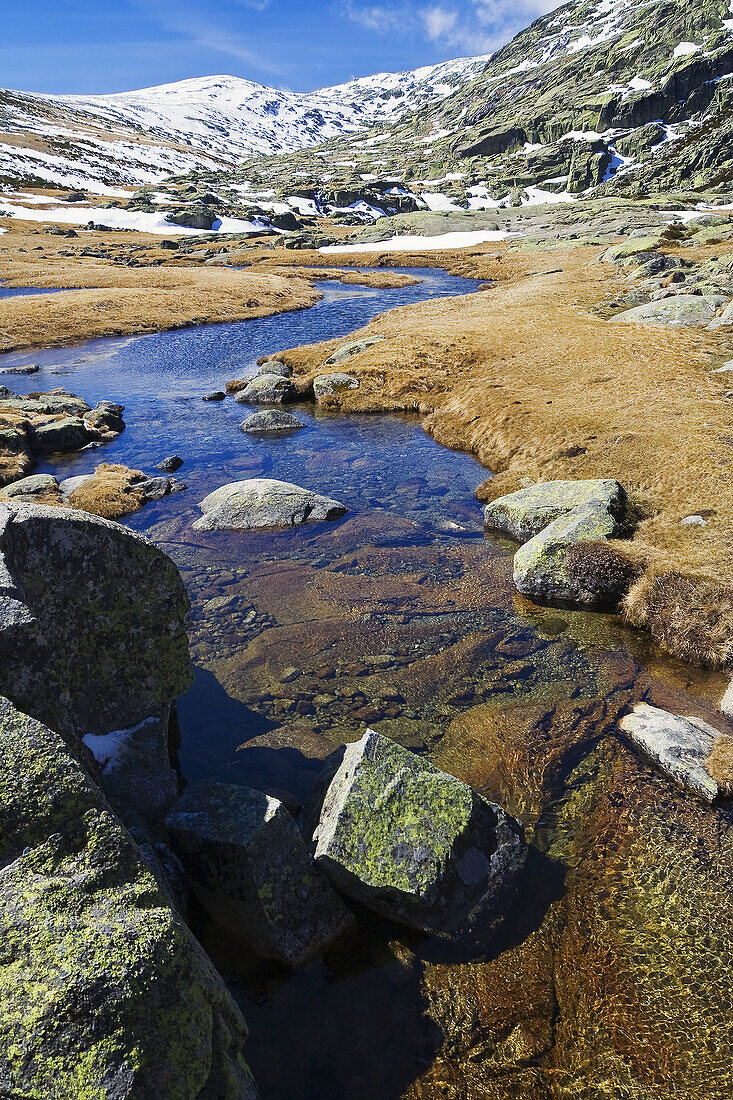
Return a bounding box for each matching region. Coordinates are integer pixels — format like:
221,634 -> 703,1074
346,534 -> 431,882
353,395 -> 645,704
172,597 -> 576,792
706,735 -> 733,795
67,463 -> 147,520
563,541 -> 645,609
623,570 -> 733,669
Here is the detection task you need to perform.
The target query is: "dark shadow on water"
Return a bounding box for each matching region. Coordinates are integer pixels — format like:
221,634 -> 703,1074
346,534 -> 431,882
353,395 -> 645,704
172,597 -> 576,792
176,665 -> 275,784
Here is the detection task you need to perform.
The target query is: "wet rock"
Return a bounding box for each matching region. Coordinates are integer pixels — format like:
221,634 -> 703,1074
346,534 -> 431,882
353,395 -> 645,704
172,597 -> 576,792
235,373 -> 297,405
313,373 -> 360,401
225,379 -> 248,393
324,337 -> 385,366
31,415 -> 97,452
0,502 -> 192,745
166,781 -> 352,966
83,400 -> 125,436
240,410 -> 305,434
484,479 -> 628,542
192,478 -> 346,531
611,295 -> 721,326
0,363 -> 38,375
0,694 -> 255,1100
310,728 -> 526,935
156,455 -> 184,472
0,393 -> 90,417
202,391 -> 226,402
619,702 -> 722,802
137,475 -> 173,501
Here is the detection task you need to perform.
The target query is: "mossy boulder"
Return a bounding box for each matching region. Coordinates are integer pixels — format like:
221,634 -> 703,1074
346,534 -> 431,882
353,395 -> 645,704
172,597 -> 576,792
601,235 -> 666,262
0,502 -> 192,743
235,373 -> 297,405
484,478 -> 628,542
31,415 -> 97,453
193,478 -> 346,531
239,410 -> 304,434
323,337 -> 385,366
0,695 -> 255,1100
166,782 -> 353,967
612,295 -> 721,326
313,373 -> 360,401
310,729 -> 526,935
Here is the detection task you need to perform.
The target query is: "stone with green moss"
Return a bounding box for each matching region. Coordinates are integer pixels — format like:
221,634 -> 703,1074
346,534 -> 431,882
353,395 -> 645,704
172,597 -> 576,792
0,695 -> 256,1100
601,236 -> 666,263
235,373 -> 297,405
312,373 -> 360,400
323,337 -> 385,366
166,781 -> 353,967
0,502 -> 192,744
484,478 -> 628,542
612,294 -> 721,327
310,729 -> 526,935
512,502 -> 622,603
193,478 -> 346,531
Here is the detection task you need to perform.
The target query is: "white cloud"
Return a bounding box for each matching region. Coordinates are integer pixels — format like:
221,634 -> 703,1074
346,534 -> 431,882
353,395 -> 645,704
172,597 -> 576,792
423,7 -> 458,40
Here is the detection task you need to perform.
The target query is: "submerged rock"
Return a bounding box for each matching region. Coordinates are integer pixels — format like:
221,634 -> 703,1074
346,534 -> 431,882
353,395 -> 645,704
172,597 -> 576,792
193,478 -> 346,531
313,373 -> 360,400
235,373 -> 297,405
240,410 -> 305,434
0,695 -> 255,1100
310,729 -> 526,935
166,781 -> 352,966
619,702 -> 723,802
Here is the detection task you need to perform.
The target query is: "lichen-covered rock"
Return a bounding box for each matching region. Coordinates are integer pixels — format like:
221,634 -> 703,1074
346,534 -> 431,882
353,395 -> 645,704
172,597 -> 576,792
313,373 -> 360,400
0,695 -> 256,1100
253,360 -> 292,379
601,236 -> 665,262
513,503 -> 624,603
611,295 -> 720,326
484,478 -> 627,542
235,373 -> 297,405
239,410 -> 305,434
31,415 -> 97,452
84,399 -> 126,436
0,393 -> 91,417
619,702 -> 722,802
192,478 -> 346,531
0,502 -> 192,743
0,473 -> 59,498
323,337 -> 385,366
166,781 -> 352,967
310,729 -> 526,935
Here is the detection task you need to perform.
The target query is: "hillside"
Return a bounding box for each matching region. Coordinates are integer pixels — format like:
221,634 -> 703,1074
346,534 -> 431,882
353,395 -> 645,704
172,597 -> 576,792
0,58 -> 488,192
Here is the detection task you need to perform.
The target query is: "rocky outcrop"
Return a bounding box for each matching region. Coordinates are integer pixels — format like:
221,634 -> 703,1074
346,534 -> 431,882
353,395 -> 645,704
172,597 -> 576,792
313,373 -> 360,401
612,295 -> 723,327
485,479 -> 635,606
310,729 -> 526,936
193,478 -> 346,531
166,781 -> 353,966
0,502 -> 192,742
0,695 -> 255,1100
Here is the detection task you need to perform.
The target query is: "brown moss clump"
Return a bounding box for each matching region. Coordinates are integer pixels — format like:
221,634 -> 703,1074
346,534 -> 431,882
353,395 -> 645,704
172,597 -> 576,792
623,569 -> 733,669
563,541 -> 645,610
67,463 -> 147,520
706,736 -> 733,795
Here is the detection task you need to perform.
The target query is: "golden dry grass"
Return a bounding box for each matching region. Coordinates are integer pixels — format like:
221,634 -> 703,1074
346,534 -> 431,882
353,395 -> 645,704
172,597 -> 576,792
66,463 -> 147,519
706,735 -> 733,795
0,223 -> 319,351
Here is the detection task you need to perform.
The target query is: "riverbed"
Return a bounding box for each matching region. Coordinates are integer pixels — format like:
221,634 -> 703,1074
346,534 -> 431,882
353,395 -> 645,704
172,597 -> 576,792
1,268 -> 728,1099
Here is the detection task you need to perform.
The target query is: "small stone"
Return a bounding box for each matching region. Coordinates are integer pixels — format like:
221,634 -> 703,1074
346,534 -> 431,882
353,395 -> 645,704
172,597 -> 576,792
280,667 -> 302,683
240,410 -> 305,434
156,456 -> 184,472
202,391 -> 226,401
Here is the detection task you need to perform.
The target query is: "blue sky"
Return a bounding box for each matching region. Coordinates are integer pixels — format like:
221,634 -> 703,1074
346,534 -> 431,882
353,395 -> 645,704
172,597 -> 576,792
4,0 -> 563,95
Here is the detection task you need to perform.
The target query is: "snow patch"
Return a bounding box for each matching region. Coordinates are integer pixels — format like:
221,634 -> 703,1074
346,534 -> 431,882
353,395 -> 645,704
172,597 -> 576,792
320,230 -> 516,254
83,717 -> 157,773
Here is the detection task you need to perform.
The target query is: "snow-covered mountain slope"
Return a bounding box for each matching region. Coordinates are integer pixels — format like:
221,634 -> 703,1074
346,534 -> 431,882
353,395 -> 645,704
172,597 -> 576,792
0,58 -> 488,192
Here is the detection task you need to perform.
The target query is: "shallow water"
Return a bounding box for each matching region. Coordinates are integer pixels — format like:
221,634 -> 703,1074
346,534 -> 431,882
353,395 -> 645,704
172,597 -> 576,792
0,285 -> 68,298
1,267 -> 728,1099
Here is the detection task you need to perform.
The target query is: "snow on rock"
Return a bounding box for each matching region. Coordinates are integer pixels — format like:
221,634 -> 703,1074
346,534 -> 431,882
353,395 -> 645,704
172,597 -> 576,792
0,200 -> 269,235
321,230 -> 516,254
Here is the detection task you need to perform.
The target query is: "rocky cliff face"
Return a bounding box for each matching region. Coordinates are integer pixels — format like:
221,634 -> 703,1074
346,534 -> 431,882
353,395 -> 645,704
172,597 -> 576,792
0,502 -> 255,1099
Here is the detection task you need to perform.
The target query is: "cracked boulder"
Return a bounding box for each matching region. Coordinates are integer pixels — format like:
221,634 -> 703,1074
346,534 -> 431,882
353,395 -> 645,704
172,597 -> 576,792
309,729 -> 526,936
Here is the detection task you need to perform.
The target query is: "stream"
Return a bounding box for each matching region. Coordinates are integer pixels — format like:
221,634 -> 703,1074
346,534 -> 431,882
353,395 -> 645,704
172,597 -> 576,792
0,268 -> 727,1099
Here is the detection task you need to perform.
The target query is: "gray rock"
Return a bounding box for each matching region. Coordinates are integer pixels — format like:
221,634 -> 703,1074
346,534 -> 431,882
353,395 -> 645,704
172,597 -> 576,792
192,478 -> 346,531
137,476 -> 173,501
156,455 -> 184,472
0,363 -> 39,375
0,393 -> 90,417
323,337 -> 385,366
59,473 -> 93,497
254,360 -> 292,379
1,473 -> 58,498
619,703 -> 723,802
708,300 -> 733,329
166,781 -> 352,966
313,373 -> 360,400
202,391 -> 226,401
0,694 -> 255,1100
240,410 -> 305,434
31,416 -> 96,452
484,478 -> 627,541
311,729 -> 526,936
611,295 -> 719,326
0,502 -> 192,745
84,401 -> 125,435
235,373 -> 297,405
166,207 -> 217,231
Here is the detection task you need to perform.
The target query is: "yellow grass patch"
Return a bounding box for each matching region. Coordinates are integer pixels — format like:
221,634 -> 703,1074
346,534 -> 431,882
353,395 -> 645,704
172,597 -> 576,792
67,463 -> 147,520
